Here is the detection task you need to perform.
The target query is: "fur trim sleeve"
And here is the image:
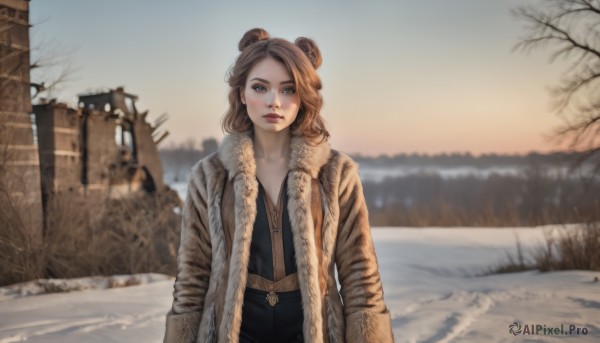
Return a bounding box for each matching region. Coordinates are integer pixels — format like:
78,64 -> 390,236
164,163 -> 212,342
345,310 -> 393,343
334,156 -> 394,342
164,310 -> 201,343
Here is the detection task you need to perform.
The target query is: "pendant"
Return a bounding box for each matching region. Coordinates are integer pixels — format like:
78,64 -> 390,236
266,290 -> 279,306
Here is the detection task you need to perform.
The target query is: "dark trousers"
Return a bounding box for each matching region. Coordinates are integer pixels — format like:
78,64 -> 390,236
239,287 -> 304,343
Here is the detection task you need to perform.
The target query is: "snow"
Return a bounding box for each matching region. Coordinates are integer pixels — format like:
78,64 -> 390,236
1,227 -> 599,342
375,227 -> 599,342
0,274 -> 171,302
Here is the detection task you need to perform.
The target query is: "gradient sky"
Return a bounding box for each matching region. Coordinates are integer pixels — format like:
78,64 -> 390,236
30,0 -> 568,156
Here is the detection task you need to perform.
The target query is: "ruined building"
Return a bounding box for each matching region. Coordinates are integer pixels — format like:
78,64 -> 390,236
0,0 -> 179,286
33,88 -> 169,200
2,0 -> 171,218
0,0 -> 43,231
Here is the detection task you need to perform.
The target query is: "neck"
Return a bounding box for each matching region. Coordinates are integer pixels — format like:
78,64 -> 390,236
252,128 -> 291,162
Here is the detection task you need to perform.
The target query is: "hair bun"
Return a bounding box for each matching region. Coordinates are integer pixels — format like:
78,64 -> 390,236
239,28 -> 270,51
295,37 -> 322,69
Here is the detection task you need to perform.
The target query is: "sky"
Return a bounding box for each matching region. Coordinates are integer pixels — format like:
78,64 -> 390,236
30,0 -> 570,156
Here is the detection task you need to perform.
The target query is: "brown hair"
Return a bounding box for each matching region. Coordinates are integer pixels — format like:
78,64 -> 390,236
222,28 -> 329,143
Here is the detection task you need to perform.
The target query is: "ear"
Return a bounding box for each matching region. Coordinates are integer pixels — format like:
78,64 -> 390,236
240,88 -> 246,105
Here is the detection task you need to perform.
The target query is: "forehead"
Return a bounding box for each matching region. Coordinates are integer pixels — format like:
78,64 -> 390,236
247,57 -> 293,82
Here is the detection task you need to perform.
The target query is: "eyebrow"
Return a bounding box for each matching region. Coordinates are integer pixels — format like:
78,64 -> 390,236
250,77 -> 294,85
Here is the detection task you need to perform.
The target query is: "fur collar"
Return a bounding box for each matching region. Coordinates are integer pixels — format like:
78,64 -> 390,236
218,130 -> 331,180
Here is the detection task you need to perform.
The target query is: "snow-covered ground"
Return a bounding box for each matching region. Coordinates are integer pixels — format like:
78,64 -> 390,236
0,227 -> 598,342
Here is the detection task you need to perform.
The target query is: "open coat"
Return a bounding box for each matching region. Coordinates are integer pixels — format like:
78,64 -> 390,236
164,131 -> 393,343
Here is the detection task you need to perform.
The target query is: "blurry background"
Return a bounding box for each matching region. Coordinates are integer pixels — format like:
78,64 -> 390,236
2,1 -> 599,341
29,0 -> 600,228
31,0 -> 566,155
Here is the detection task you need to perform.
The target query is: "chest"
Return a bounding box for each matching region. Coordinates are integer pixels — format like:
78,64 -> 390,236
255,159 -> 289,204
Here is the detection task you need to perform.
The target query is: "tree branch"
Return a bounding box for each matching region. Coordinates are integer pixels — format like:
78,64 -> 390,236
513,1 -> 600,170
517,8 -> 600,60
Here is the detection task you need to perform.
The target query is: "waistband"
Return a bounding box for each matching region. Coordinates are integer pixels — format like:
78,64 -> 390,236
246,272 -> 300,292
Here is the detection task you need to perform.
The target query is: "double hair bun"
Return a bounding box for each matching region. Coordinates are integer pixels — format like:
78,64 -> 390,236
238,28 -> 270,51
238,28 -> 322,69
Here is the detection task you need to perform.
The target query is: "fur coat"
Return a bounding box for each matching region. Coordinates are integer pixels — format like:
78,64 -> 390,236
164,131 -> 393,343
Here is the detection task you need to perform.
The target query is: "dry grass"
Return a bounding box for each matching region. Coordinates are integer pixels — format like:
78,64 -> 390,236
0,190 -> 44,285
534,223 -> 600,272
489,222 -> 600,275
0,116 -> 44,286
0,111 -> 184,286
0,189 -> 181,286
88,191 -> 181,276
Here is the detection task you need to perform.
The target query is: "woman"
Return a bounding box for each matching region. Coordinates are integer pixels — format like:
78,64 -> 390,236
164,28 -> 393,343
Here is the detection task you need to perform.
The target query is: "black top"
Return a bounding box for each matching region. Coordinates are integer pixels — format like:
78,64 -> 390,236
247,175 -> 297,280
240,174 -> 304,343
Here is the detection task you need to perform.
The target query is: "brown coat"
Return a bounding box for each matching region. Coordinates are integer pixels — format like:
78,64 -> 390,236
164,131 -> 393,343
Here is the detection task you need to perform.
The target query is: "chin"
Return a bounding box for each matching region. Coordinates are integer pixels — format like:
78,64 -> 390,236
254,124 -> 291,134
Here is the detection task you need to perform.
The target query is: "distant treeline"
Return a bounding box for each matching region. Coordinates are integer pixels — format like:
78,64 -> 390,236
363,169 -> 600,227
161,142 -> 596,171
160,143 -> 600,226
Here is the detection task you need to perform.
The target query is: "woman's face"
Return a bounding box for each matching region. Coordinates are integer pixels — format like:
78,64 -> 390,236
241,57 -> 300,135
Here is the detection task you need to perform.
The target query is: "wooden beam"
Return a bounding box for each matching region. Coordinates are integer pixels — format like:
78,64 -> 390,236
0,0 -> 28,12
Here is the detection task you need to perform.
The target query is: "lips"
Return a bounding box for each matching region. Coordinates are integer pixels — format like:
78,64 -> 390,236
263,113 -> 283,119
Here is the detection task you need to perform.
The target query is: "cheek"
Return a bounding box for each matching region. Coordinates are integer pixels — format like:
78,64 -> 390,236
286,96 -> 301,112
245,91 -> 263,108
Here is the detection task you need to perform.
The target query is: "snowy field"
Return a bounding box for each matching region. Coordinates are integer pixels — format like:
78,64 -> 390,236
0,227 -> 599,342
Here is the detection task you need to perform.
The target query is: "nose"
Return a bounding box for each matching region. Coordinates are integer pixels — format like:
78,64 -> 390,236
267,90 -> 281,108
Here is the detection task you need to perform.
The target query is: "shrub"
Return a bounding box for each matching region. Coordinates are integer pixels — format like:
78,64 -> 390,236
489,223 -> 600,275
0,189 -> 181,286
534,223 -> 600,272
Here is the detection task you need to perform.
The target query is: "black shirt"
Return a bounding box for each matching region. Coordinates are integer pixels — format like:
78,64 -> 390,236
240,173 -> 304,343
247,174 -> 297,279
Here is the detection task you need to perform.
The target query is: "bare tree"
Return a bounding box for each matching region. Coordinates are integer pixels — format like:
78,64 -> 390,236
29,25 -> 79,102
513,0 -> 600,171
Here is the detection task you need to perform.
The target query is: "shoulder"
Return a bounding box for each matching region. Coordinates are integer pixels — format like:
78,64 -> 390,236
187,152 -> 226,192
324,148 -> 359,172
190,151 -> 224,174
320,148 -> 361,185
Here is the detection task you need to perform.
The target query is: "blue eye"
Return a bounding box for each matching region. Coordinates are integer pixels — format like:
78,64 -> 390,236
282,87 -> 296,94
252,84 -> 266,92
